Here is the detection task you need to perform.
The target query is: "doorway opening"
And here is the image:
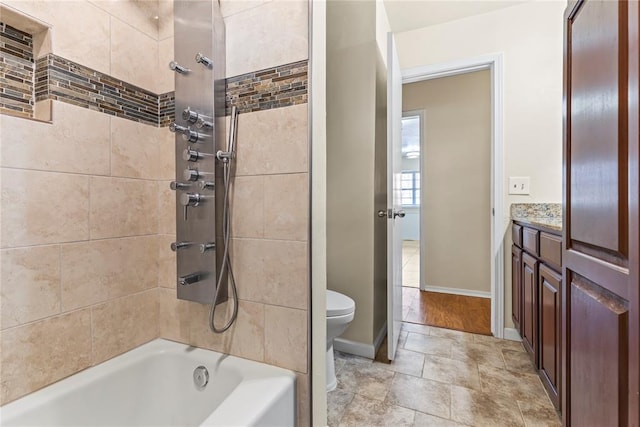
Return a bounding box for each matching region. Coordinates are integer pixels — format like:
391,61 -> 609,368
399,55 -> 504,337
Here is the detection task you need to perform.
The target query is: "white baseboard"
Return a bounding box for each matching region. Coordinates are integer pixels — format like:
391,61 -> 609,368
374,322 -> 387,353
420,285 -> 491,299
503,327 -> 522,342
334,323 -> 388,359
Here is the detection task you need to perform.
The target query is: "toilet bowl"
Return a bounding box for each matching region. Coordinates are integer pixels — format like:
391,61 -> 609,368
326,290 -> 355,392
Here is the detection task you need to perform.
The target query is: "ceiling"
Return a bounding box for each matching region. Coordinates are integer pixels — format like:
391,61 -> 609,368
383,0 -> 530,33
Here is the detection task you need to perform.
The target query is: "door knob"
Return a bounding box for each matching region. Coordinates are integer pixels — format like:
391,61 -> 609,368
394,210 -> 406,219
377,210 -> 388,218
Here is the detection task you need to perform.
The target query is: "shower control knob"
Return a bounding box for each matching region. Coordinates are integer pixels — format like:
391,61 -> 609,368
182,107 -> 198,124
169,122 -> 187,133
196,116 -> 213,130
169,181 -> 188,190
170,241 -> 193,251
169,61 -> 190,74
183,148 -> 201,162
182,128 -> 202,143
195,53 -> 213,68
178,272 -> 203,286
180,193 -> 201,207
199,243 -> 216,253
184,169 -> 200,181
197,181 -> 215,191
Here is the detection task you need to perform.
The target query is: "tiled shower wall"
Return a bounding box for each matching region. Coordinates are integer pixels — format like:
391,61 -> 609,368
0,0 -> 311,424
0,0 -> 174,405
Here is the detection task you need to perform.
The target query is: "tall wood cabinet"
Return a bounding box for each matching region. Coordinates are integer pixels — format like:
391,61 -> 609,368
563,0 -> 639,425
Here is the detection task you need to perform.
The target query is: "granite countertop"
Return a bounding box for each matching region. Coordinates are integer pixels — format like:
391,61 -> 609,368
510,203 -> 563,232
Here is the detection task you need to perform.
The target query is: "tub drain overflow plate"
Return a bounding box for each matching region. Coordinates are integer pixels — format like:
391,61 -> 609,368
193,365 -> 209,390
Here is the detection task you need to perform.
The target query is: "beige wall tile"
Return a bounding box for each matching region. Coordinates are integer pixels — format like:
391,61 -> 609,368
230,176 -> 264,238
264,173 -> 309,241
110,17 -> 159,92
1,102 -> 110,175
232,238 -> 308,310
0,309 -> 92,404
1,246 -> 61,330
157,0 -> 173,40
111,117 -> 161,180
158,288 -> 190,343
89,176 -> 158,239
190,300 -> 264,362
225,0 -> 308,77
3,1 -> 111,74
235,104 -> 308,176
158,181 -> 176,235
1,169 -> 89,248
157,37 -> 175,94
264,305 -> 307,372
158,234 -> 177,289
60,236 -> 158,312
158,126 -> 175,180
91,289 -> 159,364
220,0 -> 266,18
88,0 -> 160,40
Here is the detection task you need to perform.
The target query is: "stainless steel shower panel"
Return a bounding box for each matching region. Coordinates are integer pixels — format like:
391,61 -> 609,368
173,0 -> 225,304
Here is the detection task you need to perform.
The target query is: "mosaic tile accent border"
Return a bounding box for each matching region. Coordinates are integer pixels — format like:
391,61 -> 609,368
35,54 -> 160,125
0,22 -> 34,118
226,60 -> 308,115
6,49 -> 308,126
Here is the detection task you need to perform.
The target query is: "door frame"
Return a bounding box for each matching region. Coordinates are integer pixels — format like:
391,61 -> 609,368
401,53 -> 505,338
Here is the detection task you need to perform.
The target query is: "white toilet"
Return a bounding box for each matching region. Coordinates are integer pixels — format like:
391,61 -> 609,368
326,290 -> 356,392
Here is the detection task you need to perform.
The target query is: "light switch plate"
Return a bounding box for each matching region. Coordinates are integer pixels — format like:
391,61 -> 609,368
509,177 -> 531,195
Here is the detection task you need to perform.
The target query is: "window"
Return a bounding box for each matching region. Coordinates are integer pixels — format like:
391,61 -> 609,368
401,170 -> 420,206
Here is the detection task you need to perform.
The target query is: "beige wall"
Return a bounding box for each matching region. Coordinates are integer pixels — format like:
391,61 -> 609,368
403,71 -> 491,294
396,0 -> 564,328
0,1 -> 311,422
326,0 -> 388,350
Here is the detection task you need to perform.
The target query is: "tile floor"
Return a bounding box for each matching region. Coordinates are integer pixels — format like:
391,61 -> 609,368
328,322 -> 561,426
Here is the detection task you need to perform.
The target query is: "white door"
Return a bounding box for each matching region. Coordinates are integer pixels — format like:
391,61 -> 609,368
387,32 -> 403,360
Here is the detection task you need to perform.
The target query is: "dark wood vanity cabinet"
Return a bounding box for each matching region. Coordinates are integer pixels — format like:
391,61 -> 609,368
512,222 -> 562,409
521,252 -> 539,361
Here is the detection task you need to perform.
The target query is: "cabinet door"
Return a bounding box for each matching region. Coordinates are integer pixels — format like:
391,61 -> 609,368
539,264 -> 561,409
511,245 -> 523,333
521,252 -> 538,365
564,0 -> 639,424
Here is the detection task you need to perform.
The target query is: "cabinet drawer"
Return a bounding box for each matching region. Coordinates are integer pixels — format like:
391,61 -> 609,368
523,228 -> 539,255
513,224 -> 523,248
540,232 -> 562,270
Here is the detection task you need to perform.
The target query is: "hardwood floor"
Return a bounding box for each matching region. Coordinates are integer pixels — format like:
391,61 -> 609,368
403,287 -> 492,335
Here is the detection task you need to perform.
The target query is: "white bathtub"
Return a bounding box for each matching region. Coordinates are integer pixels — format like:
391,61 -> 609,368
0,339 -> 296,426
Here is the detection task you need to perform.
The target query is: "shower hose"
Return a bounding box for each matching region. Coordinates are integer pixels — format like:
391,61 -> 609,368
209,106 -> 239,333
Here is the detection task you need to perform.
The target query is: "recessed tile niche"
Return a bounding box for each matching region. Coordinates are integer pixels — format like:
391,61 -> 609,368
0,5 -> 52,122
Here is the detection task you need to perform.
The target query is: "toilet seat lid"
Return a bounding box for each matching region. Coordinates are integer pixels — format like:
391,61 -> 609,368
327,290 -> 355,317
